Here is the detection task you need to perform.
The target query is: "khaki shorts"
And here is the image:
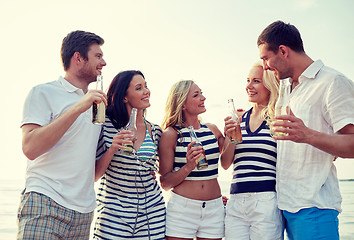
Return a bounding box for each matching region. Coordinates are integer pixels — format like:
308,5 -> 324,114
166,192 -> 225,239
17,191 -> 93,240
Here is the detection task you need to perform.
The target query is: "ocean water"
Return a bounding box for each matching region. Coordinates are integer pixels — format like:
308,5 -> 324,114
1,177 -> 354,240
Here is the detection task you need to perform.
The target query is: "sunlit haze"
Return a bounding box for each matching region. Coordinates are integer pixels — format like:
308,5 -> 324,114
1,0 -> 354,181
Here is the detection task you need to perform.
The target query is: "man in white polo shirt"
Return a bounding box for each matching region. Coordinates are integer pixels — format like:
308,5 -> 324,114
17,30 -> 107,239
257,21 -> 354,240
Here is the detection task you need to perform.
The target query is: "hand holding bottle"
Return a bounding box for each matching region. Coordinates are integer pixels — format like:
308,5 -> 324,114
188,126 -> 208,170
224,108 -> 243,137
120,108 -> 138,156
224,116 -> 237,139
92,75 -> 106,125
227,99 -> 243,144
185,141 -> 202,170
72,89 -> 107,115
272,107 -> 311,143
108,130 -> 136,154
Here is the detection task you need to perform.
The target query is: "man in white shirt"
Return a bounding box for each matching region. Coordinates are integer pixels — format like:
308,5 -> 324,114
257,20 -> 354,240
17,30 -> 107,239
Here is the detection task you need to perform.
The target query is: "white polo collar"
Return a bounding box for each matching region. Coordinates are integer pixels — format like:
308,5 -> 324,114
58,76 -> 84,95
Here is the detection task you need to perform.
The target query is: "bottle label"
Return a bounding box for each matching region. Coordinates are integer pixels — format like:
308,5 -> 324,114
120,141 -> 134,155
230,124 -> 242,144
191,146 -> 208,170
92,102 -> 105,125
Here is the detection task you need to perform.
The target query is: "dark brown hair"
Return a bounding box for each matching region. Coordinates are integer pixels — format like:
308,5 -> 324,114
61,30 -> 104,71
257,20 -> 304,54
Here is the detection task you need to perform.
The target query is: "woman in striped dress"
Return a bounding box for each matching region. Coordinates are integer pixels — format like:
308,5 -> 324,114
159,80 -> 225,240
221,62 -> 284,240
93,70 -> 165,239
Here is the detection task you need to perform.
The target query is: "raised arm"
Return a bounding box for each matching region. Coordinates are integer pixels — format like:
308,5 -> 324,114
273,109 -> 354,158
220,116 -> 237,170
95,130 -> 134,181
205,122 -> 225,152
158,127 -> 200,191
22,89 -> 107,160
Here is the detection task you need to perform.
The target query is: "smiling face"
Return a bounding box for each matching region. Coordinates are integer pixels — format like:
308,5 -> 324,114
124,74 -> 151,110
78,43 -> 106,83
259,43 -> 292,80
246,65 -> 270,106
182,83 -> 206,116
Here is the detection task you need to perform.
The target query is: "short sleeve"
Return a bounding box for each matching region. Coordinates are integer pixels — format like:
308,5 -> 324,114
325,75 -> 354,133
21,85 -> 53,127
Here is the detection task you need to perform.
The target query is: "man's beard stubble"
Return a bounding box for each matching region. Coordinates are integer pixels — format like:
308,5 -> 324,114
78,64 -> 97,84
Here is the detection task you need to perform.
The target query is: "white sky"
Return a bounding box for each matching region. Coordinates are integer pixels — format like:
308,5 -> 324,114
1,0 -> 354,180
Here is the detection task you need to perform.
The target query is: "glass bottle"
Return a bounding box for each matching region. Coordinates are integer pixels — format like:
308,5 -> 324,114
273,78 -> 291,136
188,126 -> 208,170
120,108 -> 137,156
92,75 -> 106,125
227,99 -> 242,144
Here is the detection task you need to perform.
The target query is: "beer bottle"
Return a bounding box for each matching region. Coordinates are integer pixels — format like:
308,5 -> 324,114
121,108 -> 137,155
92,75 -> 106,125
274,78 -> 291,136
188,126 -> 208,170
227,99 -> 242,144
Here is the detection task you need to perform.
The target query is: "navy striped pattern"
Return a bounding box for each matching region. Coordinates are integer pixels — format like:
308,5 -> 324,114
230,109 -> 277,194
93,117 -> 166,239
174,124 -> 220,180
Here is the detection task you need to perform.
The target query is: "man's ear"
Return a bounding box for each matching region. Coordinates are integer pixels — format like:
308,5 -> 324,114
278,45 -> 289,58
73,52 -> 82,63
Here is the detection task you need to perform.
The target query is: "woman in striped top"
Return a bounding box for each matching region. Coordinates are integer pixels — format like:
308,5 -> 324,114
93,70 -> 165,239
159,80 -> 225,240
221,62 -> 284,240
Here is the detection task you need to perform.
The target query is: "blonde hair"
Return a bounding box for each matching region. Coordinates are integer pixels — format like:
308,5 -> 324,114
252,62 -> 279,121
162,80 -> 194,130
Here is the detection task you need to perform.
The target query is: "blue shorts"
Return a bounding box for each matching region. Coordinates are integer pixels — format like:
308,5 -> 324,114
283,207 -> 339,240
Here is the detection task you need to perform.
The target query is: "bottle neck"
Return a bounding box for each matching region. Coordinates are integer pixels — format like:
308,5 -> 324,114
130,109 -> 137,121
278,79 -> 291,99
96,75 -> 103,90
275,79 -> 291,115
188,126 -> 200,142
126,108 -> 137,129
228,99 -> 238,120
